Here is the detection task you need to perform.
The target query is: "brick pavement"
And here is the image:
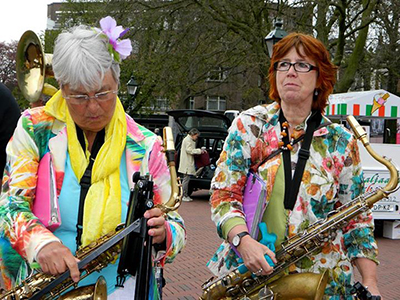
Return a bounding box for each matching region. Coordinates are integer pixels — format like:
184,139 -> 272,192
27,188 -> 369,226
163,191 -> 400,300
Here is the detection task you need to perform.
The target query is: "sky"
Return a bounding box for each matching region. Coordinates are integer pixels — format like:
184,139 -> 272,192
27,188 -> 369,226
1,0 -> 56,43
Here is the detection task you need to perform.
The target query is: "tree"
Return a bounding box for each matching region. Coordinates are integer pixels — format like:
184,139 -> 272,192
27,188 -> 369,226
290,0 -> 380,92
49,0 -> 396,112
371,0 -> 400,95
0,41 -> 18,90
333,0 -> 379,92
0,40 -> 30,109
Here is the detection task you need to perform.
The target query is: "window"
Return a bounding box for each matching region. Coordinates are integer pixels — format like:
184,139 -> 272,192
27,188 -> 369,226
206,67 -> 228,82
189,97 -> 195,109
207,96 -> 226,111
155,97 -> 169,111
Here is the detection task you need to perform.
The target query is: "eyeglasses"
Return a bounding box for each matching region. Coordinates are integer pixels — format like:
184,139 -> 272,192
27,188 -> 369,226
64,90 -> 118,105
274,61 -> 318,73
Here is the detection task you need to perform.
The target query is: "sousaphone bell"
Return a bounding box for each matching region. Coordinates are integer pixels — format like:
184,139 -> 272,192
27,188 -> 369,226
16,30 -> 57,102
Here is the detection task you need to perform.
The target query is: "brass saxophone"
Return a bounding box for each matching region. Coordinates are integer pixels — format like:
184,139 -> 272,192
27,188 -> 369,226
0,127 -> 182,300
201,116 -> 399,300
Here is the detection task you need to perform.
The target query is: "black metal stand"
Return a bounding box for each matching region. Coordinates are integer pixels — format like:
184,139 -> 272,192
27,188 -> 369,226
117,172 -> 155,299
353,282 -> 382,300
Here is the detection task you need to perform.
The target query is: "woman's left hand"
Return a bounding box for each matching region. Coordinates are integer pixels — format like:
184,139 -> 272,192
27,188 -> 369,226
144,207 -> 166,244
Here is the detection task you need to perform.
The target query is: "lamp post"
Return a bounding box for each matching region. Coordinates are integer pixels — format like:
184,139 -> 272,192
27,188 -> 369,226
127,76 -> 139,99
126,76 -> 139,113
265,18 -> 287,58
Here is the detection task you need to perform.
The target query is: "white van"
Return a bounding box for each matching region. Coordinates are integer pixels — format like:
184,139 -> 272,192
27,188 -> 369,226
327,90 -> 400,221
224,110 -> 240,124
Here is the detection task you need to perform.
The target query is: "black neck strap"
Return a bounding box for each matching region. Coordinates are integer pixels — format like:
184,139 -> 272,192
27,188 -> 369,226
279,110 -> 322,210
76,126 -> 105,249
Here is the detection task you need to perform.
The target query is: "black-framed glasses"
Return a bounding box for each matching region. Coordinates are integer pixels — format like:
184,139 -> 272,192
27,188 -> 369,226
64,90 -> 118,105
274,61 -> 318,73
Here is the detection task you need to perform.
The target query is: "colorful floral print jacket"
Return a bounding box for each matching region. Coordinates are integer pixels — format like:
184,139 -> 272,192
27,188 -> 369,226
208,103 -> 378,299
0,106 -> 186,289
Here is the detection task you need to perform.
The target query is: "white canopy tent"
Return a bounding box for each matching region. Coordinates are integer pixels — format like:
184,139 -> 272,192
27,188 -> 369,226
326,89 -> 400,118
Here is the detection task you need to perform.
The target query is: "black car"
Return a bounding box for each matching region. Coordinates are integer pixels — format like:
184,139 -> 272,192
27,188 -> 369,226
167,109 -> 231,195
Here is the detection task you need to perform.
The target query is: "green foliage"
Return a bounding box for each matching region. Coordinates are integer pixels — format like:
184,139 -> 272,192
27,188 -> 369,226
44,29 -> 61,53
12,86 -> 29,111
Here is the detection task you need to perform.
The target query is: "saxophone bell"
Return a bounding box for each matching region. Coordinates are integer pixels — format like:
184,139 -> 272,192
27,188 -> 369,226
58,276 -> 107,300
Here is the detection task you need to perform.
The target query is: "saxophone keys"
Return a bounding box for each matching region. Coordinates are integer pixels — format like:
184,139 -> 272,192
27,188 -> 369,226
242,277 -> 255,291
257,285 -> 274,300
23,281 -> 33,297
226,285 -> 241,298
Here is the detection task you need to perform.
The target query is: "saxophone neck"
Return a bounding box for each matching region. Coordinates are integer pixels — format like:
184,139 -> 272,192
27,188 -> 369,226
158,127 -> 182,213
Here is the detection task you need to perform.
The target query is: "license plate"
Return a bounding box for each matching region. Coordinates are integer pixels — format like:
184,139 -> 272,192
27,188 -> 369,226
372,203 -> 395,212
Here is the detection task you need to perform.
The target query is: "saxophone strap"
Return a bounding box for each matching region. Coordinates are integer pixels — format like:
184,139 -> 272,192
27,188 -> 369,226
254,116 -> 329,169
279,110 -> 322,210
76,126 -> 105,250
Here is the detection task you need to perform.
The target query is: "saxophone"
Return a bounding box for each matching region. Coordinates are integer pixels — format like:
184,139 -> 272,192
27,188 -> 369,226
201,116 -> 399,300
0,126 -> 182,300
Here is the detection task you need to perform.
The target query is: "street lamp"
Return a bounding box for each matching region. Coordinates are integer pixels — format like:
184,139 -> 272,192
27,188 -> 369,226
265,18 -> 287,58
127,76 -> 139,99
126,76 -> 140,113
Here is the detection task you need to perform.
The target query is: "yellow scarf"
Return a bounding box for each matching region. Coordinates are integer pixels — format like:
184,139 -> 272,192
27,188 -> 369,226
45,90 -> 127,247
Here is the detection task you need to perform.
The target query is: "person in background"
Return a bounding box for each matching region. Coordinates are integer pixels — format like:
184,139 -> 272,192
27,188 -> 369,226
178,128 -> 206,202
0,16 -> 186,299
0,83 -> 20,182
207,32 -> 381,299
30,95 -> 46,108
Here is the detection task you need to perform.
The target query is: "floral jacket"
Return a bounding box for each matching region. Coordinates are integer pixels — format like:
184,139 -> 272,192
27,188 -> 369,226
0,106 -> 186,290
208,103 -> 378,299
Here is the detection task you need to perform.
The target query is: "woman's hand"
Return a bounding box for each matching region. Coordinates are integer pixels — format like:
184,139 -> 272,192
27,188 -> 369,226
144,207 -> 166,244
36,242 -> 80,282
237,235 -> 276,276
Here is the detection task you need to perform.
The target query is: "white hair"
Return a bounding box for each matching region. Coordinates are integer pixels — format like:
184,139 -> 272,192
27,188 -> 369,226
52,25 -> 120,92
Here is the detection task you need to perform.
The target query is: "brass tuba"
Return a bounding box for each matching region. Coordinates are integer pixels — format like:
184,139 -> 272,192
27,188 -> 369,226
200,116 -> 399,300
0,128 -> 182,299
16,30 -> 57,102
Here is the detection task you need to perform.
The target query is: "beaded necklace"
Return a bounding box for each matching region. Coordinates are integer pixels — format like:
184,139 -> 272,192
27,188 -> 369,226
278,121 -> 295,151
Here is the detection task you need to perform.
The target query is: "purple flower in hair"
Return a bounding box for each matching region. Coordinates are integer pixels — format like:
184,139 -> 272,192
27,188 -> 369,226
99,16 -> 132,62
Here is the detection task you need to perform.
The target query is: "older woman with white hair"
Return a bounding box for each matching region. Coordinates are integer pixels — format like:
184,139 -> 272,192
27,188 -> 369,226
0,16 -> 186,299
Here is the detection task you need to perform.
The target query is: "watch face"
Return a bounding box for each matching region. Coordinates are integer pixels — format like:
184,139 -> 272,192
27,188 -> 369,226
232,235 -> 240,247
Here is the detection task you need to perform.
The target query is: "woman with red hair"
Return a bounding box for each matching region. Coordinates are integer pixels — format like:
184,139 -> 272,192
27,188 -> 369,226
207,33 -> 381,299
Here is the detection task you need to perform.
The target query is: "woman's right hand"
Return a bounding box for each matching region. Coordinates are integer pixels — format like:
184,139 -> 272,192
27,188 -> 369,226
36,241 -> 80,282
237,235 -> 276,276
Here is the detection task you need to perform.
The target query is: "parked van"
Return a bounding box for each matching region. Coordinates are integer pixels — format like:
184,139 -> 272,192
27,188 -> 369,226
167,109 -> 231,195
224,110 -> 240,124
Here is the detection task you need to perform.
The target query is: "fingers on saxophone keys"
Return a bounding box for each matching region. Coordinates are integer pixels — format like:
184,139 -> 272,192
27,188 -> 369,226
256,267 -> 273,276
264,248 -> 277,264
263,265 -> 274,275
252,268 -> 264,276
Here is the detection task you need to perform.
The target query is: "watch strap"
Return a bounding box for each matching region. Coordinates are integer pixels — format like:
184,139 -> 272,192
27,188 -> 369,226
237,231 -> 250,239
232,231 -> 250,247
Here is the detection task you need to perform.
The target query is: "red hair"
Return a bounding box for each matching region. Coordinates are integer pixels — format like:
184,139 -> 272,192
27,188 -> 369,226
268,32 -> 337,113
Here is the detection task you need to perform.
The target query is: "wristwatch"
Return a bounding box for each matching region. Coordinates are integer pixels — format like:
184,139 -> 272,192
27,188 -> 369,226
232,231 -> 250,247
